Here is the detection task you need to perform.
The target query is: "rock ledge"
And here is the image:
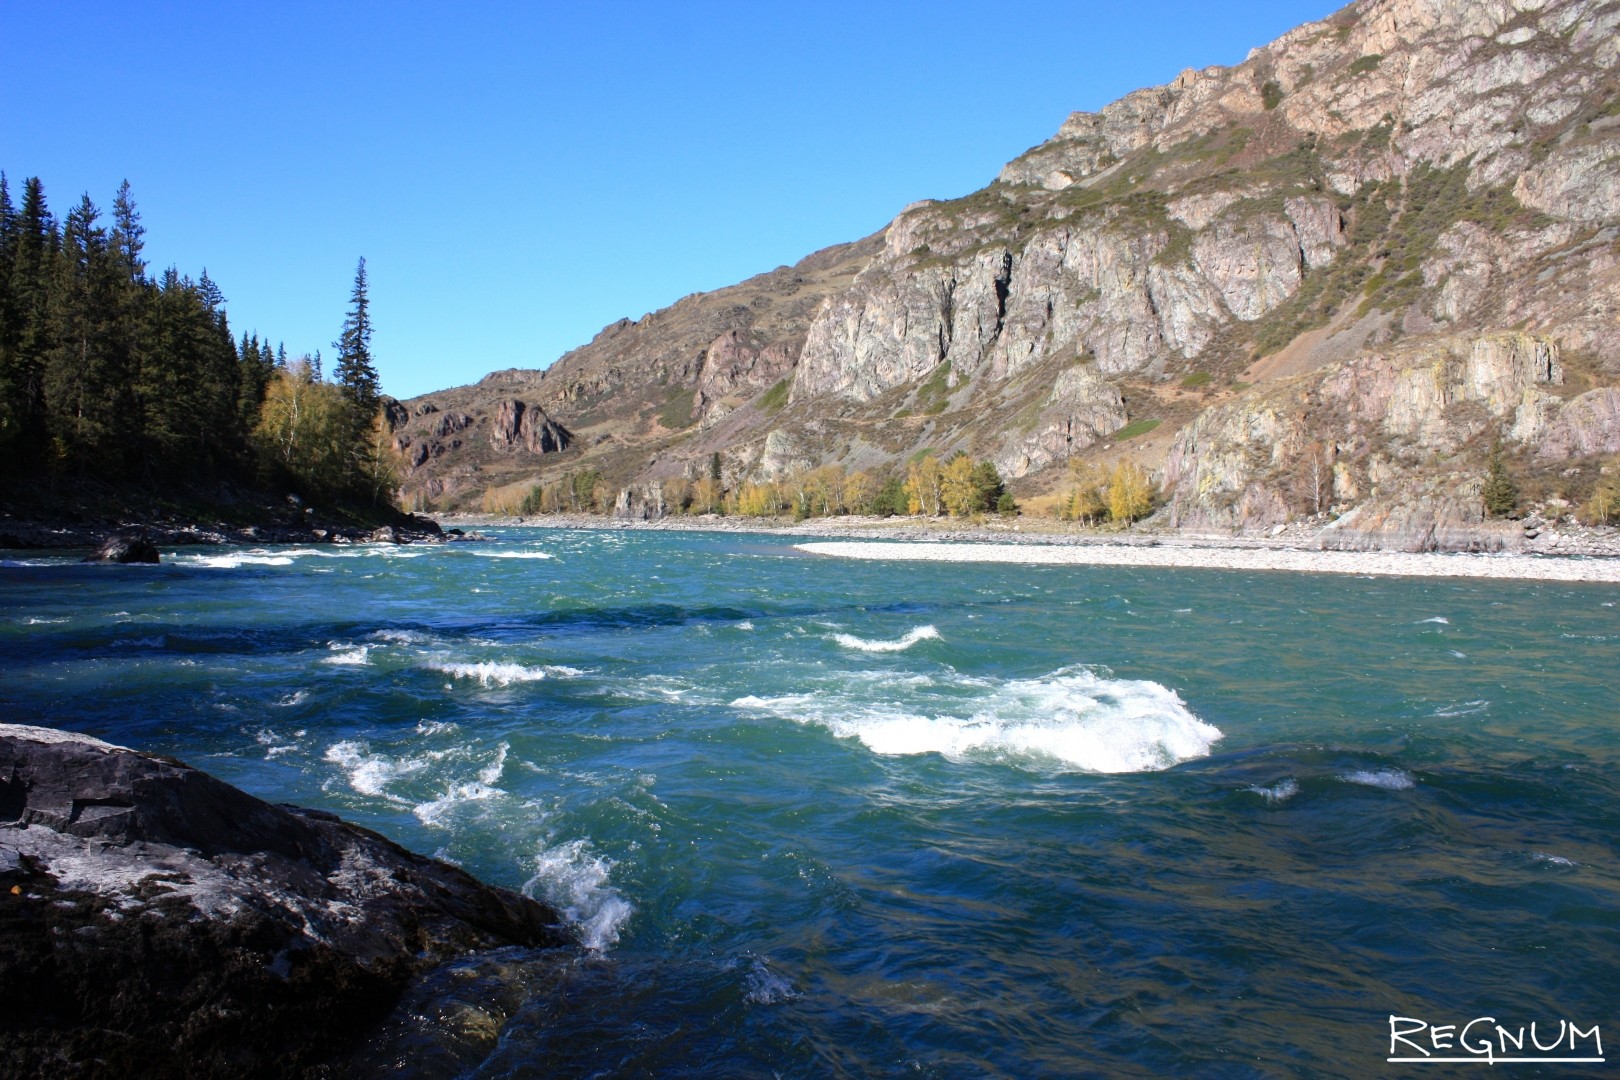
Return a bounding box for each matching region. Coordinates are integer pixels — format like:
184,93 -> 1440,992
0,724 -> 571,1078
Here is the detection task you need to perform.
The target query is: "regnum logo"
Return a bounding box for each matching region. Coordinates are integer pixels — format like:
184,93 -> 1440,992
1389,1015 -> 1605,1065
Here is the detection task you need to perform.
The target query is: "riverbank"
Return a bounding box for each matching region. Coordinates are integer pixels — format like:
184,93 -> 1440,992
796,539 -> 1620,583
432,511 -> 1620,581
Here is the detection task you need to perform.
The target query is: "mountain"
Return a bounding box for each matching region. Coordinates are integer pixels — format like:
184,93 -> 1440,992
392,0 -> 1620,547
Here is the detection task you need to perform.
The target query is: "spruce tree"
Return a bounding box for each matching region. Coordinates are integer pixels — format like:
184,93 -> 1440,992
44,194 -> 125,473
2,177 -> 56,454
1482,446 -> 1518,517
333,257 -> 379,417
110,180 -> 145,283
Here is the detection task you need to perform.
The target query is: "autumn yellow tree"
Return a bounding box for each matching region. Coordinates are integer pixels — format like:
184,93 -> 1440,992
844,469 -> 876,514
940,454 -> 979,516
1063,460 -> 1109,524
689,475 -> 723,514
735,479 -> 783,517
1106,460 -> 1155,524
806,465 -> 847,516
253,361 -> 354,495
905,455 -> 945,516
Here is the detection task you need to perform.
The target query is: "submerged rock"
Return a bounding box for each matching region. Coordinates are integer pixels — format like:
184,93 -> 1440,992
0,724 -> 572,1078
84,530 -> 160,564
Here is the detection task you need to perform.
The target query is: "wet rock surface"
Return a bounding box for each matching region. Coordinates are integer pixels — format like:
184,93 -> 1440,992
83,530 -> 161,564
0,725 -> 572,1078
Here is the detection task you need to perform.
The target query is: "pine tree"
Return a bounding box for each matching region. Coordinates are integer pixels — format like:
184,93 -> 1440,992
110,180 -> 145,283
332,256 -> 379,417
1481,446 -> 1518,517
2,177 -> 57,454
44,193 -> 126,473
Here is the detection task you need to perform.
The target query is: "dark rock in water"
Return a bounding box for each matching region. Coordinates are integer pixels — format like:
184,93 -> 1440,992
0,725 -> 572,1078
84,530 -> 160,564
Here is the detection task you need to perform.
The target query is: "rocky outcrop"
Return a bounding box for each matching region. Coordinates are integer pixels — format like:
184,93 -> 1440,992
693,330 -> 800,425
489,400 -> 569,455
0,724 -> 570,1078
1162,332 -> 1574,538
994,363 -> 1128,479
1314,492 -> 1524,553
1538,387 -> 1620,459
84,530 -> 160,564
612,482 -> 669,521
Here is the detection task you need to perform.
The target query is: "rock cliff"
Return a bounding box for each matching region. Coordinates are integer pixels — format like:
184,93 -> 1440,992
0,724 -> 571,1078
399,0 -> 1620,547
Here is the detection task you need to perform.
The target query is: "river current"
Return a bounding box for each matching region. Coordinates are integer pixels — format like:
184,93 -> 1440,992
2,527 -> 1616,1077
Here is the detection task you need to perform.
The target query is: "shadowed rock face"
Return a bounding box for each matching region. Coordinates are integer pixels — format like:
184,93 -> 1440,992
0,725 -> 572,1079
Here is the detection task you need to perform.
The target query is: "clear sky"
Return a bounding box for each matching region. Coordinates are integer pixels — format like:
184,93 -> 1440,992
1,1 -> 1335,400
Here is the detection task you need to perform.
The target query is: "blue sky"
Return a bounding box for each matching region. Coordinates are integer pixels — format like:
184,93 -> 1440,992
1,1 -> 1334,400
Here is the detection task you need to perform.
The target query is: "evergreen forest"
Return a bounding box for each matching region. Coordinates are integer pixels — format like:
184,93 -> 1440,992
0,172 -> 392,515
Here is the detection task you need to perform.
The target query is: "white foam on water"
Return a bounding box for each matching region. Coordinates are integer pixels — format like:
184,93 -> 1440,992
1432,699 -> 1488,717
274,690 -> 309,707
736,620 -> 755,631
465,549 -> 555,560
1341,768 -> 1416,790
1248,778 -> 1299,804
734,665 -> 1221,773
178,551 -> 294,568
1418,616 -> 1450,625
429,660 -> 580,686
370,628 -> 433,645
322,643 -> 371,666
412,743 -> 510,826
413,780 -> 499,825
323,739 -> 427,798
1449,650 -> 1467,658
1529,851 -> 1575,867
21,616 -> 70,625
830,624 -> 941,653
254,727 -> 304,758
524,839 -> 633,952
415,719 -> 457,735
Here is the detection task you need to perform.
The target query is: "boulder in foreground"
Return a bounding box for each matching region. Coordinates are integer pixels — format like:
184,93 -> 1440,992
0,724 -> 572,1078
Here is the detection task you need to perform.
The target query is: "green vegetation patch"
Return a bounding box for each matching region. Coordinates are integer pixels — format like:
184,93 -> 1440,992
1261,80 -> 1283,111
1348,54 -> 1383,76
659,388 -> 695,429
1179,371 -> 1213,390
759,380 -> 790,414
1113,418 -> 1162,441
915,362 -> 954,415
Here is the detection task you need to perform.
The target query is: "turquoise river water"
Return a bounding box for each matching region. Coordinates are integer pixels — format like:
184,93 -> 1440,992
2,527 -> 1617,1077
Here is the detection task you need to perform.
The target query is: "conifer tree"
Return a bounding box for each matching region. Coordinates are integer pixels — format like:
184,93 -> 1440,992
333,257 -> 378,417
2,177 -> 56,454
44,194 -> 128,473
1482,446 -> 1518,517
110,180 -> 145,283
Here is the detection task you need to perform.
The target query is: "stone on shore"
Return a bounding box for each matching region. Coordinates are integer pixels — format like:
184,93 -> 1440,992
84,530 -> 160,564
0,724 -> 572,1078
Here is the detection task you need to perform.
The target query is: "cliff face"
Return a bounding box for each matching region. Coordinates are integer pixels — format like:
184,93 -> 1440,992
401,0 -> 1620,544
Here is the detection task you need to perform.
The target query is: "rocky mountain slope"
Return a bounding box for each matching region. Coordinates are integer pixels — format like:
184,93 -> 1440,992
395,0 -> 1620,546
